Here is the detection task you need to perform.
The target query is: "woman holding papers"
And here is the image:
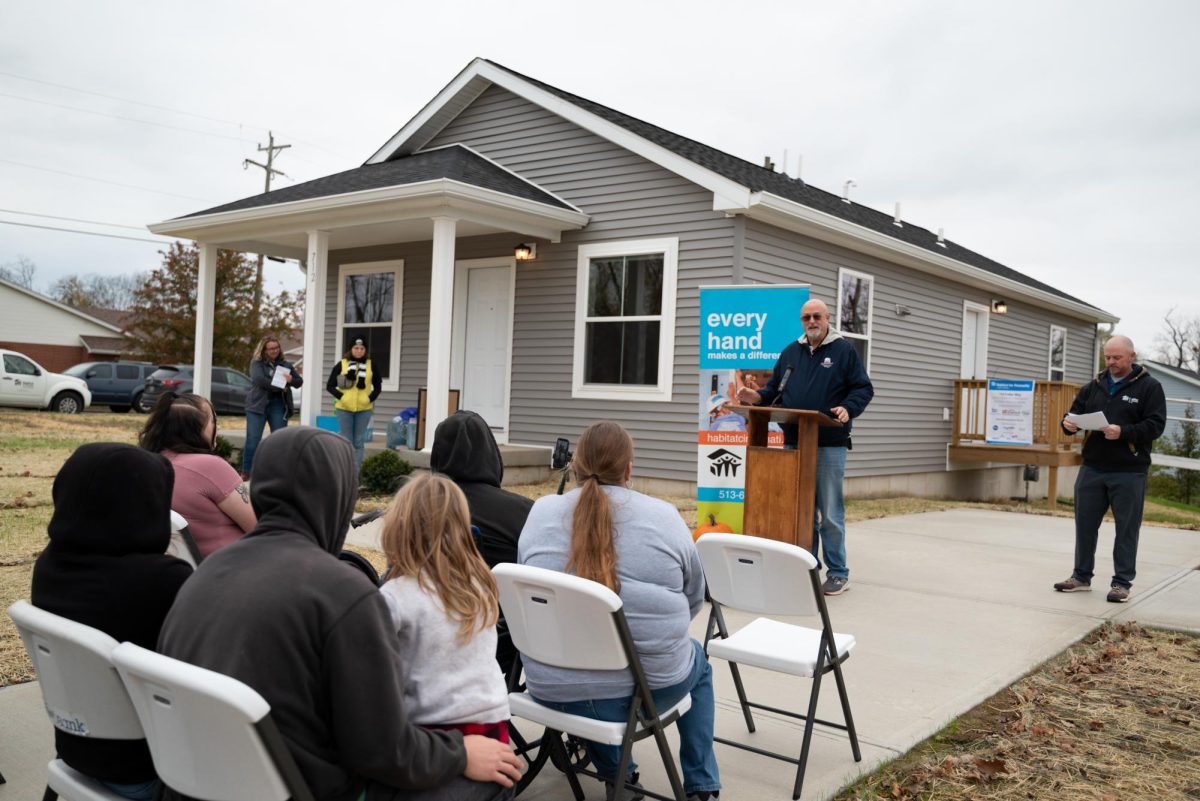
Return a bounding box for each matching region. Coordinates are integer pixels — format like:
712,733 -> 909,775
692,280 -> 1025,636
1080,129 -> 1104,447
326,337 -> 383,469
242,335 -> 302,479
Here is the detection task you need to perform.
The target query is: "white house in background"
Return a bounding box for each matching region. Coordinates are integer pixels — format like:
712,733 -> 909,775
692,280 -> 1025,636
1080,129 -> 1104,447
0,277 -> 127,372
148,58 -> 1118,498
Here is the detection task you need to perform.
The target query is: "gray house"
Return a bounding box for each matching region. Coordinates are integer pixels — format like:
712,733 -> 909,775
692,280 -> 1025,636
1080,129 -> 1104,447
1143,360 -> 1200,443
151,58 -> 1118,498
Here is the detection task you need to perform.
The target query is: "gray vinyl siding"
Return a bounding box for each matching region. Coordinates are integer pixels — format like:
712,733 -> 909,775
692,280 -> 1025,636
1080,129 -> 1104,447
741,218 -> 1102,478
1146,365 -> 1200,442
344,85 -> 736,482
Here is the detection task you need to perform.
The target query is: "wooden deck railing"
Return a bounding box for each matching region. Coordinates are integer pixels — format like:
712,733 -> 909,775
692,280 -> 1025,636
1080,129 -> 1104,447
952,379 -> 1080,449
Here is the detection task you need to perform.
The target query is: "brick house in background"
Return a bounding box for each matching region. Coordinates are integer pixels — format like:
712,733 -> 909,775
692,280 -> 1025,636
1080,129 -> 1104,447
0,277 -> 129,371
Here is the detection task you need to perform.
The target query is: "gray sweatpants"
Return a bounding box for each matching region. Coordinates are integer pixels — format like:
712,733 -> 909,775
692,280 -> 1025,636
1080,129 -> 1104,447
1072,465 -> 1147,589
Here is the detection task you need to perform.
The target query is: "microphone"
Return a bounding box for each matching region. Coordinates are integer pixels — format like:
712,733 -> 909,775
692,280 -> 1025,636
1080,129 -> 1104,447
770,366 -> 794,407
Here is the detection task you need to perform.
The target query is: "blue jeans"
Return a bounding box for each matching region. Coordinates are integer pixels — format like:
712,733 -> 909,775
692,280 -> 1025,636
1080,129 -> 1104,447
813,446 -> 848,579
1072,465 -> 1146,589
99,779 -> 159,800
242,397 -> 287,473
531,639 -> 720,795
336,409 -> 373,470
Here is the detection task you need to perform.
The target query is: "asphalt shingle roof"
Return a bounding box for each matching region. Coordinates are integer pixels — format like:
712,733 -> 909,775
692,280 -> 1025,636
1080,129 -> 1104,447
482,61 -> 1104,313
178,145 -> 573,219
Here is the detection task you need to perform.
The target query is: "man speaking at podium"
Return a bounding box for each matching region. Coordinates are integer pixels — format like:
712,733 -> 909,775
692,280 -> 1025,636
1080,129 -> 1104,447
737,298 -> 874,596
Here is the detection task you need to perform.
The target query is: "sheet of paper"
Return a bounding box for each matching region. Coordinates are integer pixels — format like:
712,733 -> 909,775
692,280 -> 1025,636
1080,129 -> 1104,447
1065,411 -> 1109,431
271,365 -> 290,389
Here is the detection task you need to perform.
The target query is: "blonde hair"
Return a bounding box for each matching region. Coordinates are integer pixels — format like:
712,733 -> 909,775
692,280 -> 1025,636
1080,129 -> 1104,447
381,473 -> 498,643
252,335 -> 282,363
567,421 -> 633,592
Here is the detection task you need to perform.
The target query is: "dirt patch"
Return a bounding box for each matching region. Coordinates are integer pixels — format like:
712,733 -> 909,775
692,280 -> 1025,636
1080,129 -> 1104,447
836,623 -> 1200,801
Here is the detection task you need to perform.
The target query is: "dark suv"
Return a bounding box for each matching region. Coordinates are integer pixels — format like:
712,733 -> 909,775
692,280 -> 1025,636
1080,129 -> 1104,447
63,361 -> 155,413
141,364 -> 255,414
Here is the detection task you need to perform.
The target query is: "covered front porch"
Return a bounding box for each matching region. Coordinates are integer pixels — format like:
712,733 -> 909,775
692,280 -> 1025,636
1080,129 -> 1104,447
150,145 -> 588,448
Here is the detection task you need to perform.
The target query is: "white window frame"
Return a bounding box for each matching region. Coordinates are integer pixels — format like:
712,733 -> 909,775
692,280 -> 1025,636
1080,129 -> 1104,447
836,267 -> 875,371
572,237 -> 679,402
335,259 -> 404,393
1048,324 -> 1067,381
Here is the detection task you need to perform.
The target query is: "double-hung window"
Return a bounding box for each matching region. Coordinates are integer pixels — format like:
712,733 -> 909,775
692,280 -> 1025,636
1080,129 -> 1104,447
837,268 -> 874,368
336,260 -> 404,392
572,238 -> 678,401
1049,325 -> 1066,381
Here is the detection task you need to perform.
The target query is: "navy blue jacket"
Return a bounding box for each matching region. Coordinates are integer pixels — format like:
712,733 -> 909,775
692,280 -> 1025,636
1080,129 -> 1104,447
756,331 -> 875,447
1062,364 -> 1166,473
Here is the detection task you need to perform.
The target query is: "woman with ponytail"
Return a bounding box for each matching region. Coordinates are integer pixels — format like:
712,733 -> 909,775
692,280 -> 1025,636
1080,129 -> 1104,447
518,421 -> 720,801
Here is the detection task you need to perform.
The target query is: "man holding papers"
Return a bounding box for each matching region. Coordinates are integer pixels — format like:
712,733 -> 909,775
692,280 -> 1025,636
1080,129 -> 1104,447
1054,336 -> 1166,603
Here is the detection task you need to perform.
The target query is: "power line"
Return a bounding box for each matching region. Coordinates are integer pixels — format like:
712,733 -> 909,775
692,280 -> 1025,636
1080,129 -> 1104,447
0,207 -> 148,231
0,158 -> 216,203
0,91 -> 251,144
0,219 -> 172,245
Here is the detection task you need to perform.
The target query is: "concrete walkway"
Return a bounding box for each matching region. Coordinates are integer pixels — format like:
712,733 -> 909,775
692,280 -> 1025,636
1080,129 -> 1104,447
3,510 -> 1198,800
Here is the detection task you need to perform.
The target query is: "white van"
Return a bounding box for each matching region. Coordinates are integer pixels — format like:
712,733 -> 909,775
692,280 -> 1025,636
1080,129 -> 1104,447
0,349 -> 92,413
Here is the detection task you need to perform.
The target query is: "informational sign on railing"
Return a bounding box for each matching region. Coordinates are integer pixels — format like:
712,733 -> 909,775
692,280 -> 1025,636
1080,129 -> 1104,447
985,378 -> 1035,445
697,284 -> 809,532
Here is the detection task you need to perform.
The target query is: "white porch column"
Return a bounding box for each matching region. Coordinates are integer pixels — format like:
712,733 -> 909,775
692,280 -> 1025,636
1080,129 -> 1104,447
300,230 -> 329,427
424,216 -> 457,451
192,243 -> 217,400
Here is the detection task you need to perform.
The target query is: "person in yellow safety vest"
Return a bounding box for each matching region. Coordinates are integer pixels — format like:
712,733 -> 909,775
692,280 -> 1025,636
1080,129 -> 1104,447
326,338 -> 383,469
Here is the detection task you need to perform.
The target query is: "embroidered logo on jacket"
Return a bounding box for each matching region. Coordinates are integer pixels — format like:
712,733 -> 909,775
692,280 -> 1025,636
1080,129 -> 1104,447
1121,395 -> 1138,404
821,357 -> 833,368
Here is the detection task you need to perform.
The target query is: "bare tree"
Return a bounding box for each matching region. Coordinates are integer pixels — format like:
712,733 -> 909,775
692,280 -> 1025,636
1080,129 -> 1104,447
50,272 -> 147,310
0,255 -> 37,290
1154,307 -> 1200,371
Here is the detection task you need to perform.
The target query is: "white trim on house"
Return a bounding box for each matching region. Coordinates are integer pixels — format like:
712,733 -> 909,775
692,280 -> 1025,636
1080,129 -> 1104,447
1048,324 -> 1067,381
148,179 -> 589,248
335,259 -> 405,393
0,277 -> 124,333
742,192 -> 1119,326
451,256 -> 516,441
961,300 -> 990,380
836,267 -> 874,373
366,59 -> 753,211
1144,360 -> 1200,390
572,237 -> 679,402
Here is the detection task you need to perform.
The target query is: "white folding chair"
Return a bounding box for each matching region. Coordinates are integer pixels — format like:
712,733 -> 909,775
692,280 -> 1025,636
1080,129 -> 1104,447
696,533 -> 861,800
7,600 -> 146,801
165,509 -> 202,567
494,563 -> 692,801
110,642 -> 315,801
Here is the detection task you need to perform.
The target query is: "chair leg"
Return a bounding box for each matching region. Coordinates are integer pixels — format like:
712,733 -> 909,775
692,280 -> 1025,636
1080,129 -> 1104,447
830,657 -> 862,762
792,646 -> 828,800
611,732 -> 638,801
544,731 -> 586,801
709,603 -> 756,733
726,661 -> 756,733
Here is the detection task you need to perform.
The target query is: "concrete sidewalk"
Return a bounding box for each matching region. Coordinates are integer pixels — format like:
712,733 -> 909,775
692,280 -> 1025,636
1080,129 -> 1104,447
3,510 -> 1198,800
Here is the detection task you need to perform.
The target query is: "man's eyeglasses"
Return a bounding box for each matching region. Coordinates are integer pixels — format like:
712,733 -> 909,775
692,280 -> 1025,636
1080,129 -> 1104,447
801,314 -> 825,321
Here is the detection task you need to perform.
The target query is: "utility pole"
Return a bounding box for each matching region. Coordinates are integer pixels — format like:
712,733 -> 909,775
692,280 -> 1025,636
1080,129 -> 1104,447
243,131 -> 290,326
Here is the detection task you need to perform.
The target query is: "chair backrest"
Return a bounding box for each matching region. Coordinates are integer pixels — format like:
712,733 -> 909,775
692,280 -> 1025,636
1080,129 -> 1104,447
111,642 -> 311,801
7,600 -> 144,740
166,510 -> 201,567
697,532 -> 819,616
493,563 -> 629,671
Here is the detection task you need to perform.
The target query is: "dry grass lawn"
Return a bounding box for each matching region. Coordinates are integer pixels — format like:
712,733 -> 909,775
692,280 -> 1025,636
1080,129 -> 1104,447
3,409 -> 1199,798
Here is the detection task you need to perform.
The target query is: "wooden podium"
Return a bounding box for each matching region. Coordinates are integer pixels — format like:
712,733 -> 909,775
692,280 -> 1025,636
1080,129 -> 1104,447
732,405 -> 840,549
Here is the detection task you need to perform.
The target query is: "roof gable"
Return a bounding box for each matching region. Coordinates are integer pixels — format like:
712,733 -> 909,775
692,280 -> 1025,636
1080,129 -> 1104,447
369,58 -> 1112,321
0,278 -> 124,333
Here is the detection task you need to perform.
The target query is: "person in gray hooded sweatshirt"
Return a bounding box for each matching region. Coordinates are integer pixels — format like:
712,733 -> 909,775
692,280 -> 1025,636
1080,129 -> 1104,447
158,427 -> 522,801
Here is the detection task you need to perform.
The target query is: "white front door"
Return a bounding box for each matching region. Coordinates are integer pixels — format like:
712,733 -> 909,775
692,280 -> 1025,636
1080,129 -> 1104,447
960,302 -> 989,379
451,258 -> 514,438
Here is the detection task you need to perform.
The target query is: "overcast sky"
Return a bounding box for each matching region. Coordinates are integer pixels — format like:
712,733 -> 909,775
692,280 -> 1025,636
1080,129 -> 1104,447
2,0 -> 1197,361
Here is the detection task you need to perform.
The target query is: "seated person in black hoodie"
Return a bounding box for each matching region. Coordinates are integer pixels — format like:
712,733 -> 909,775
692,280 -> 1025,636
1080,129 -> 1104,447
32,443 -> 193,801
430,411 -> 534,675
157,427 -> 522,801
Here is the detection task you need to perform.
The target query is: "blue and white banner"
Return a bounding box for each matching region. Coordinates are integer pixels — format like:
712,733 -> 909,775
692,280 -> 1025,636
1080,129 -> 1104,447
985,379 -> 1035,445
697,284 -> 809,532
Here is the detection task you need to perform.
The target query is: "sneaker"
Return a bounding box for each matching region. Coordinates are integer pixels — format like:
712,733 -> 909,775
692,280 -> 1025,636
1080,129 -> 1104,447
605,772 -> 644,801
1107,585 -> 1130,603
822,575 -> 849,596
1053,577 -> 1091,592
687,793 -> 720,801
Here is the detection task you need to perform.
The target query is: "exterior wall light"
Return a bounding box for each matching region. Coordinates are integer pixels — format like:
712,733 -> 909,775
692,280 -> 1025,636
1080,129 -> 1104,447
991,299 -> 1008,315
514,243 -> 537,261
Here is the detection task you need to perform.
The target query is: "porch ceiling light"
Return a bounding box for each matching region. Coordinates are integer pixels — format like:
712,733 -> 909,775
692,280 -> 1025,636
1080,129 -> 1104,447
991,299 -> 1008,315
514,242 -> 537,261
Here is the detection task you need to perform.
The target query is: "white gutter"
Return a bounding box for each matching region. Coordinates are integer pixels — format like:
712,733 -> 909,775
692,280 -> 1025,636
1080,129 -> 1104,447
743,192 -> 1119,324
